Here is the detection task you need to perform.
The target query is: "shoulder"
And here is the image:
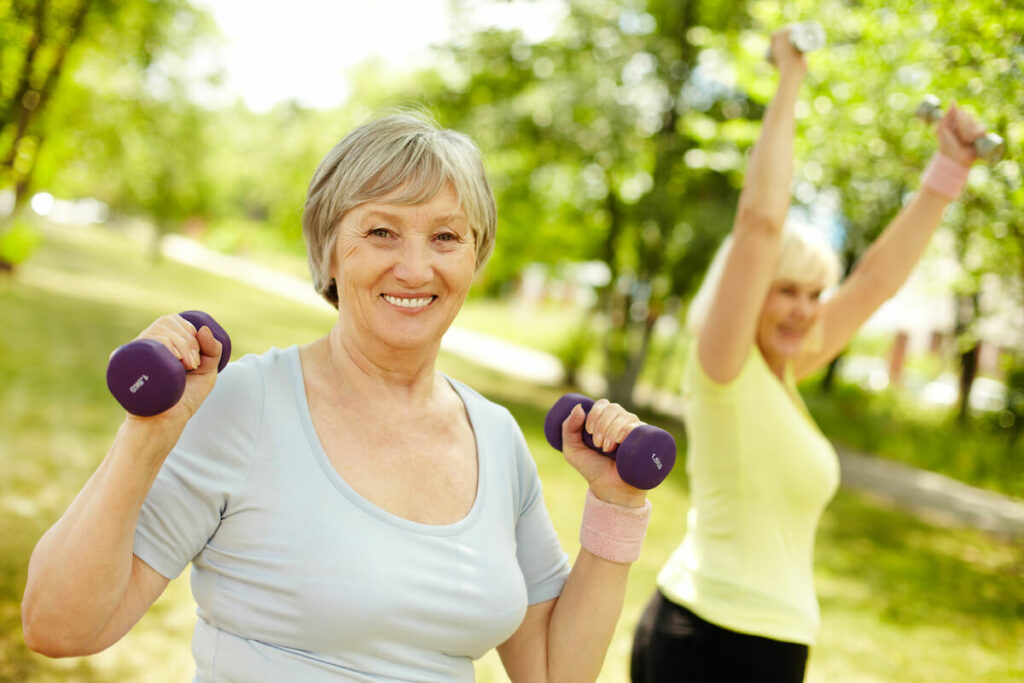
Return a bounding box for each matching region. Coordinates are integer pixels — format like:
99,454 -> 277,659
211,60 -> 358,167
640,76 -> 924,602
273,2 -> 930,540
213,346 -> 296,397
444,375 -> 519,432
190,346 -> 298,433
684,342 -> 761,395
444,375 -> 536,476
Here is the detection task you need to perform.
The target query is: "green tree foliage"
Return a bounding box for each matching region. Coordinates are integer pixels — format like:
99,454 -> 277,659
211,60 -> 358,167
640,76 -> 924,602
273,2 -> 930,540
769,0 -> 1023,416
0,0 -> 208,215
416,0 -> 1022,406
416,0 -> 755,404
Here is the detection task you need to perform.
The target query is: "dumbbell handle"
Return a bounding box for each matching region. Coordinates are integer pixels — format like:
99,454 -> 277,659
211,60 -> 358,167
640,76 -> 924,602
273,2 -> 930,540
915,95 -> 1005,163
106,310 -> 231,416
544,393 -> 676,490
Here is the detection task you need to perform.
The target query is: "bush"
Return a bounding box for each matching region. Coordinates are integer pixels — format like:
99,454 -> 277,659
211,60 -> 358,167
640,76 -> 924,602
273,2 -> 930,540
0,220 -> 42,267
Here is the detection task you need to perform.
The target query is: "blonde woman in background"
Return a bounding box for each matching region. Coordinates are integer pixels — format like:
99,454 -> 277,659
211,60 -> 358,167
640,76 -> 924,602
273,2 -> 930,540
630,26 -> 987,683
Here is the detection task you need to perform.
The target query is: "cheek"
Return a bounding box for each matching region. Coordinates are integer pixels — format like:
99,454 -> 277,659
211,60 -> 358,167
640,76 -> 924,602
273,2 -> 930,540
446,251 -> 477,290
761,295 -> 788,325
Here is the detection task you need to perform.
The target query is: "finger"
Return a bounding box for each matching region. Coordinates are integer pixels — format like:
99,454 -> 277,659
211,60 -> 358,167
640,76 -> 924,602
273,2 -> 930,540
140,315 -> 201,370
588,402 -> 639,451
584,399 -> 612,449
561,403 -> 587,451
955,111 -> 986,144
194,326 -> 224,373
169,315 -> 203,370
601,414 -> 643,453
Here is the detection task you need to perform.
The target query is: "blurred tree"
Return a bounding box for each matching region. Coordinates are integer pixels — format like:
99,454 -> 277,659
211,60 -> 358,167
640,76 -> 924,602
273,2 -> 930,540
0,0 -> 208,213
420,0 -> 753,405
767,0 -> 1023,419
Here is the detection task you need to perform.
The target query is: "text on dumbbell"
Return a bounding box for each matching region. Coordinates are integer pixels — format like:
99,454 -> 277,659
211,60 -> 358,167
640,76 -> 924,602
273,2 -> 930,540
128,375 -> 149,394
651,454 -> 663,470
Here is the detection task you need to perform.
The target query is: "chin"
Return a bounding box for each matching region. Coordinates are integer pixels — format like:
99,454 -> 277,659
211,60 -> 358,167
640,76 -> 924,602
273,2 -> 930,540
774,336 -> 805,358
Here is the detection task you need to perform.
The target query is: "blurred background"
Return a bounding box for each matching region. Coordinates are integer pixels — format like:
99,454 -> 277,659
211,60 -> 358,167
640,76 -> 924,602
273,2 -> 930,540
2,0 -> 1022,681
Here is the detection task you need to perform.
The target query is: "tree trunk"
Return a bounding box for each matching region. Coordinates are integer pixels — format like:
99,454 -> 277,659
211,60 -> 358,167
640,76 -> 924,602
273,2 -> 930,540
955,292 -> 980,424
820,353 -> 843,392
2,0 -> 92,207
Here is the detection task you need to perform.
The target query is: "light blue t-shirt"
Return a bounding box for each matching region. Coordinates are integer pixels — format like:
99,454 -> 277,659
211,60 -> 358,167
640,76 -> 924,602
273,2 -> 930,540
134,346 -> 570,682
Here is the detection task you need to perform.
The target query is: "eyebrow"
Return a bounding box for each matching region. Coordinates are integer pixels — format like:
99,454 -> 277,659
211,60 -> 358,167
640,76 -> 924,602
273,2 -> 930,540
360,208 -> 469,228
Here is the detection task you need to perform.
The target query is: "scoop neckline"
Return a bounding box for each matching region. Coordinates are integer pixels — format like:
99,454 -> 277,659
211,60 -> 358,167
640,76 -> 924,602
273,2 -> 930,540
285,345 -> 485,536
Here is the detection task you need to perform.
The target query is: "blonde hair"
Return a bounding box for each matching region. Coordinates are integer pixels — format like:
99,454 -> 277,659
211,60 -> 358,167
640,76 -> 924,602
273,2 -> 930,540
302,111 -> 498,308
686,223 -> 842,340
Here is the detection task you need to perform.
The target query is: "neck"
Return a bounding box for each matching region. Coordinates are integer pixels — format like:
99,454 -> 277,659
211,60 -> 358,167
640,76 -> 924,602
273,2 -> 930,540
757,342 -> 787,381
317,321 -> 442,402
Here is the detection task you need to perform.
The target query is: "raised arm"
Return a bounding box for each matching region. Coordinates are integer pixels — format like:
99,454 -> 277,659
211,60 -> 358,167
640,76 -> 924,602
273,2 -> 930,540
794,103 -> 985,381
21,316 -> 222,656
697,28 -> 808,384
498,400 -> 649,682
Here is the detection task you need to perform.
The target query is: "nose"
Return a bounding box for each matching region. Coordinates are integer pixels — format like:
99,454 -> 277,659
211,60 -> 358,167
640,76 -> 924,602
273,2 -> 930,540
793,295 -> 816,321
392,236 -> 434,286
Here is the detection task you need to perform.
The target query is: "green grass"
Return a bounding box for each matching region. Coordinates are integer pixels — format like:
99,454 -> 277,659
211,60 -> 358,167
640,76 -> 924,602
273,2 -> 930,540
2,223 -> 1021,682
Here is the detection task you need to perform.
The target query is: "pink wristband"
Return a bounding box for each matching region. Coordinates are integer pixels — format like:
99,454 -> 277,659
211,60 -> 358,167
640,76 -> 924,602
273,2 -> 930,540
921,153 -> 969,200
579,489 -> 652,564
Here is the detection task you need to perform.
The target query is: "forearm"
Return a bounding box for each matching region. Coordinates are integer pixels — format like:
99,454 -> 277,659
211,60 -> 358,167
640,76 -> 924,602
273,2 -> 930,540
735,70 -> 804,230
545,550 -> 633,682
849,187 -> 950,300
22,419 -> 181,650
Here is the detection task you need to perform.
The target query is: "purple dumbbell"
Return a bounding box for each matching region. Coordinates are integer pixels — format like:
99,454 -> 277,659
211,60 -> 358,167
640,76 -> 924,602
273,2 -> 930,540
106,310 -> 231,416
544,393 -> 676,490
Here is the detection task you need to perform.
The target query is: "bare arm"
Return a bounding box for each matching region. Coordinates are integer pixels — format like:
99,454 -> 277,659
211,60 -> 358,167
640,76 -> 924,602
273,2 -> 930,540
497,400 -> 647,682
22,317 -> 222,656
794,103 -> 985,381
698,29 -> 808,383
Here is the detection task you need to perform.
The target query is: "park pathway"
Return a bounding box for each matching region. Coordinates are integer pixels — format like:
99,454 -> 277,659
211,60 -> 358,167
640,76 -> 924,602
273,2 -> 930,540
162,235 -> 1024,542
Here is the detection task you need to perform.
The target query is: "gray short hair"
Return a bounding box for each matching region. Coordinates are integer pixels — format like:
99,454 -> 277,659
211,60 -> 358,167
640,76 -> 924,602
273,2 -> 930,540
302,111 -> 498,308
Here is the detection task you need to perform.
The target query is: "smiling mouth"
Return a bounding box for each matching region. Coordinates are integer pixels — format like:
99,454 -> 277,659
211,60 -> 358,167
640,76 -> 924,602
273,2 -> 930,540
382,294 -> 437,309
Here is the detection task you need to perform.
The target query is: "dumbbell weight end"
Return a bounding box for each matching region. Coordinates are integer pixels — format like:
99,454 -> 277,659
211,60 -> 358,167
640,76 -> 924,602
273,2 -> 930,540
766,20 -> 826,63
106,311 -> 231,416
915,95 -> 1006,163
544,393 -> 676,490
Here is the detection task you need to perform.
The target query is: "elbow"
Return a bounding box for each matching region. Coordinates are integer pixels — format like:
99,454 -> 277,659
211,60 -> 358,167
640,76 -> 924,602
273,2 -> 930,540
22,599 -> 102,658
734,206 -> 784,238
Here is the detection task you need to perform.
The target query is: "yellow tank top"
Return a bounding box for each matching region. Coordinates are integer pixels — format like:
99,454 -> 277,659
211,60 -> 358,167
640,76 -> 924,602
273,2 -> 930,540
657,344 -> 839,645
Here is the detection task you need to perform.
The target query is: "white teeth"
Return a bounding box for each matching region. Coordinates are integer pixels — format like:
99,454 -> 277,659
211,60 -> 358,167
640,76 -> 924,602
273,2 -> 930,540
383,294 -> 433,309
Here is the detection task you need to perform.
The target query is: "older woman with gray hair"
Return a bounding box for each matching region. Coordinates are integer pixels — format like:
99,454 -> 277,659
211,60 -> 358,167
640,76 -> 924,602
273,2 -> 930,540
23,112 -> 653,682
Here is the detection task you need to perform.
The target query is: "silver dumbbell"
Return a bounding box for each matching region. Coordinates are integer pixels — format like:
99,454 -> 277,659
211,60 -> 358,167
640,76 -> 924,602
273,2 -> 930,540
915,95 -> 1005,163
767,21 -> 826,63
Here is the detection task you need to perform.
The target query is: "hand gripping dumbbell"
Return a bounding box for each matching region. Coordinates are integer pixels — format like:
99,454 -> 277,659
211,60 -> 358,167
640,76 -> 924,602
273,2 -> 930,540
544,393 -> 676,490
106,311 -> 231,416
767,20 -> 825,63
915,94 -> 1005,163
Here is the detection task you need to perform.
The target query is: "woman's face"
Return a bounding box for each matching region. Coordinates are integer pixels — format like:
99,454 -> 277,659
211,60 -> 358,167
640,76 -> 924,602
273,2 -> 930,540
331,183 -> 477,354
756,278 -> 824,365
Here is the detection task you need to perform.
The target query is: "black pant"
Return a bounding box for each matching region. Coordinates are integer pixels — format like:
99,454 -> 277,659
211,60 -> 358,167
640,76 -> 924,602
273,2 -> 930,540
630,590 -> 809,683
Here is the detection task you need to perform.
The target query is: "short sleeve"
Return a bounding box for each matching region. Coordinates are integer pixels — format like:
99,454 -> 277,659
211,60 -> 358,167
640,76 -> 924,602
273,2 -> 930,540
509,421 -> 570,605
133,355 -> 265,579
682,342 -> 757,403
